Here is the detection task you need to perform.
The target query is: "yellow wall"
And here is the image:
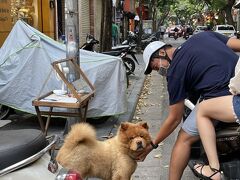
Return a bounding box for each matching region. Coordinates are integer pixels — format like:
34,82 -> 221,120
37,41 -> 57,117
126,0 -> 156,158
0,0 -> 12,47
0,0 -> 55,47
37,0 -> 55,39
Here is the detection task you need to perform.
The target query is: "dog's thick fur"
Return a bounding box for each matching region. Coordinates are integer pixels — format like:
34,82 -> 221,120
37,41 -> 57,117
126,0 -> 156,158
56,122 -> 152,180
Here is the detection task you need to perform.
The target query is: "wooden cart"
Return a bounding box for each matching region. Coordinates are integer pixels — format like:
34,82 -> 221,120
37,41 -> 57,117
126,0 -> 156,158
32,58 -> 95,135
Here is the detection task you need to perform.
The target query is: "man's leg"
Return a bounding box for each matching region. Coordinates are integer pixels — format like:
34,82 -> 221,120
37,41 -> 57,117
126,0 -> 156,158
112,37 -> 115,47
114,37 -> 117,46
169,129 -> 199,180
169,106 -> 199,180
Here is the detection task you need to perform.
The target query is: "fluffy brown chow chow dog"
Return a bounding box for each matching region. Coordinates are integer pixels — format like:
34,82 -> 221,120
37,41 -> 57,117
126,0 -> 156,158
56,122 -> 152,180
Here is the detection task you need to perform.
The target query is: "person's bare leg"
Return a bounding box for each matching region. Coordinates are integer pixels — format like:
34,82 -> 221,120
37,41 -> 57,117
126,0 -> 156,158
169,129 -> 199,180
195,95 -> 235,179
196,112 -> 221,179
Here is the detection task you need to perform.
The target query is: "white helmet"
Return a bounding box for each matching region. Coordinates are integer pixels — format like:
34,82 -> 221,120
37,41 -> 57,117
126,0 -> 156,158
143,41 -> 166,74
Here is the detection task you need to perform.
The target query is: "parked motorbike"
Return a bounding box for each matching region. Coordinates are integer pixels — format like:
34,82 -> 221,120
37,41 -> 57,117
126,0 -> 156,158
80,34 -> 139,71
0,104 -> 12,120
112,44 -> 139,68
121,31 -> 138,45
102,46 -> 138,76
0,128 -> 83,180
183,32 -> 189,40
81,34 -> 138,80
140,33 -> 158,50
0,35 -> 98,121
174,32 -> 178,40
122,31 -> 158,50
80,34 -> 99,52
184,98 -> 240,179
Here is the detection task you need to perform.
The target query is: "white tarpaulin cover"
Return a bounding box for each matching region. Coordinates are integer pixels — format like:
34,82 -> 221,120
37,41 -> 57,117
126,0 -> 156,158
0,20 -> 127,118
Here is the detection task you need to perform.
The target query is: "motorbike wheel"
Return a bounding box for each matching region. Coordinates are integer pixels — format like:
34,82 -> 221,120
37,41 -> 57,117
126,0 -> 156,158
123,57 -> 135,76
0,104 -> 12,120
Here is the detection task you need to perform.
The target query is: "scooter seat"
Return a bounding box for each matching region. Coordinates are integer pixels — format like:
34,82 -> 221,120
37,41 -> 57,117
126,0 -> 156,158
102,51 -> 122,56
111,45 -> 129,50
216,127 -> 240,138
216,122 -> 240,138
0,129 -> 47,170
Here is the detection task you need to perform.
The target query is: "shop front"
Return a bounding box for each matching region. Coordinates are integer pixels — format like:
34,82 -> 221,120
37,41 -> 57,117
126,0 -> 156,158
0,0 -> 57,47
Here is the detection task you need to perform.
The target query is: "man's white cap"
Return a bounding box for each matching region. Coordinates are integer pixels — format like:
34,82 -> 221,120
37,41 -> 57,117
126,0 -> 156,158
143,41 -> 166,74
134,15 -> 140,21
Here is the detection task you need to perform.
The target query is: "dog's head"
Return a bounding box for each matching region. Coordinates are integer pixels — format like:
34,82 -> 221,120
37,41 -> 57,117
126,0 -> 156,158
118,122 -> 152,152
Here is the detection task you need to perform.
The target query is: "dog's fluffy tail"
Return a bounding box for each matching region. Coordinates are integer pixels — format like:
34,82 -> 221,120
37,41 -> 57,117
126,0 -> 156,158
63,122 -> 97,149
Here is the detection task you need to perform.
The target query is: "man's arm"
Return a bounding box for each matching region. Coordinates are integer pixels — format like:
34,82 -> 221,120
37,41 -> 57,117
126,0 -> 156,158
136,100 -> 185,161
153,100 -> 185,145
227,38 -> 240,52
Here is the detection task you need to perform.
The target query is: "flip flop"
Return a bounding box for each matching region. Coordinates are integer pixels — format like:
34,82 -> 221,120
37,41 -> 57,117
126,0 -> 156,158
192,163 -> 223,180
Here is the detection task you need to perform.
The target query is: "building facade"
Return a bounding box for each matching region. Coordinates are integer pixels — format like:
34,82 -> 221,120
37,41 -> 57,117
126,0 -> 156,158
0,0 -> 146,47
0,0 -> 103,47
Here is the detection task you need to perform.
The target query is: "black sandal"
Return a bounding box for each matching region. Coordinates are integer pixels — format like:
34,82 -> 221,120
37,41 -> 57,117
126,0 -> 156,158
192,163 -> 223,180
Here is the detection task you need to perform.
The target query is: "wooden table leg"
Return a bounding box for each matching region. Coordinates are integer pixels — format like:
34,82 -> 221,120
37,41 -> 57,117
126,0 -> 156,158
35,106 -> 45,133
77,107 -> 83,123
44,107 -> 53,136
82,101 -> 89,122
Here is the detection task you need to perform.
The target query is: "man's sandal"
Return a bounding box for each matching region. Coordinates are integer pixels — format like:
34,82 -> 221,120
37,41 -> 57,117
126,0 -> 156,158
192,163 -> 224,180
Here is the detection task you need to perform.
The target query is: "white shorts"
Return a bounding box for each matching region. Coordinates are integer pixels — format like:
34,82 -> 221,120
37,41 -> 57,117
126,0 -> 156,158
182,106 -> 199,136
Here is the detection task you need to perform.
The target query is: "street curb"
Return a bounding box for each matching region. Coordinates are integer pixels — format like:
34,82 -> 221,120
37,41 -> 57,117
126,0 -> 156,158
118,70 -> 146,123
130,75 -> 147,120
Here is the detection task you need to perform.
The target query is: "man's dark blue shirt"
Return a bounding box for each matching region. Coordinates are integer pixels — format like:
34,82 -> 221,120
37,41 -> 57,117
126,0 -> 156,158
167,31 -> 238,105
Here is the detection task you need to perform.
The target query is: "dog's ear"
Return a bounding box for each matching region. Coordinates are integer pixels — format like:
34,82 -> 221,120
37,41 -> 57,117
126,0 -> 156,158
120,122 -> 129,131
139,122 -> 149,130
